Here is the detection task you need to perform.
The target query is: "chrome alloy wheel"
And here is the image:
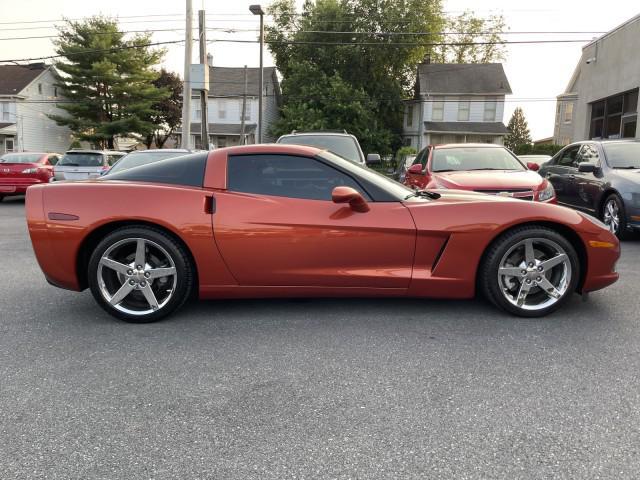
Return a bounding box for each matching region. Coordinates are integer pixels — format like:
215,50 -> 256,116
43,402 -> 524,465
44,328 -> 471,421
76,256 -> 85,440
498,238 -> 572,312
97,238 -> 177,316
603,199 -> 620,234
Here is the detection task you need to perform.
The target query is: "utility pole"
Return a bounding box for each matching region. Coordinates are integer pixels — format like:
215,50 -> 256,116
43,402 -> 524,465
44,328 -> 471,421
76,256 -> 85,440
249,5 -> 265,143
240,65 -> 247,145
198,9 -> 209,149
180,0 -> 193,149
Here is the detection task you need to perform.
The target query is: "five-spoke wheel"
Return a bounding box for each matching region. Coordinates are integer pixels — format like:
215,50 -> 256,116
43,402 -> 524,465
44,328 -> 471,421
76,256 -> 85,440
481,226 -> 580,317
88,227 -> 194,322
601,194 -> 628,239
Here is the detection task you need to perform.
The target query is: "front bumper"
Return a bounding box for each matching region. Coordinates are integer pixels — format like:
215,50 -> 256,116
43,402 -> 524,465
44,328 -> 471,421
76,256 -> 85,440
581,228 -> 621,293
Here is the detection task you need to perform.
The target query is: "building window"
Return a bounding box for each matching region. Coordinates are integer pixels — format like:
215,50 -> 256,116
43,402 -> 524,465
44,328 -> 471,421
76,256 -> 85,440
406,105 -> 414,127
555,103 -> 561,125
590,89 -> 638,140
564,103 -> 573,123
458,100 -> 470,121
218,100 -> 226,120
38,83 -> 42,95
5,138 -> 15,152
193,103 -> 202,121
432,99 -> 444,121
238,100 -> 251,121
484,97 -> 497,121
54,87 -> 58,97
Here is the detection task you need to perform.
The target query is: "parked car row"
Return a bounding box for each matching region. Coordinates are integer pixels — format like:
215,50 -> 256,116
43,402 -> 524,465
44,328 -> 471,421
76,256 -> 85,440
0,148 -> 196,201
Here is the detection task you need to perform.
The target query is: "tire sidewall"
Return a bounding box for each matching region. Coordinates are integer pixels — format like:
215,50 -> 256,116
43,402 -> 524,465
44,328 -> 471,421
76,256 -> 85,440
601,194 -> 628,239
87,226 -> 193,323
481,227 -> 580,317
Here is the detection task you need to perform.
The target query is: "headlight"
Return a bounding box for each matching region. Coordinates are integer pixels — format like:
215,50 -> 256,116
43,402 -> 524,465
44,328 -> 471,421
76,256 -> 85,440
21,167 -> 38,174
537,182 -> 555,202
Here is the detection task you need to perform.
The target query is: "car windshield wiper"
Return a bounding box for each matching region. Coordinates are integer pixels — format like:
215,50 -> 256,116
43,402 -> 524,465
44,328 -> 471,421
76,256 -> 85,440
466,168 -> 514,171
404,190 -> 441,200
59,162 -> 79,166
432,169 -> 457,173
613,166 -> 640,169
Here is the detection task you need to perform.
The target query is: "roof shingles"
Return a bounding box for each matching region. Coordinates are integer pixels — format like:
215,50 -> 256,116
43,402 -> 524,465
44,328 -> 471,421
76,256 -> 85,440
0,63 -> 47,96
418,63 -> 512,95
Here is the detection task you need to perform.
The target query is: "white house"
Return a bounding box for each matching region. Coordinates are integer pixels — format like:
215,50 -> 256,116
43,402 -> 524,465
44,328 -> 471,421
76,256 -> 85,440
178,66 -> 281,148
403,60 -> 511,149
0,63 -> 72,154
553,14 -> 639,145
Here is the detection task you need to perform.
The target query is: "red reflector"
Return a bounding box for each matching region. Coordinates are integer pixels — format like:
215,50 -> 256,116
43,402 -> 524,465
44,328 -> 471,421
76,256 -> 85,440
48,212 -> 79,221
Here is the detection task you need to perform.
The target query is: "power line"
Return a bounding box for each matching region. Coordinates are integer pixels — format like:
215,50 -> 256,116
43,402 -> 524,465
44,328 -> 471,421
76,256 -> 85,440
214,38 -> 593,46
0,39 -> 185,64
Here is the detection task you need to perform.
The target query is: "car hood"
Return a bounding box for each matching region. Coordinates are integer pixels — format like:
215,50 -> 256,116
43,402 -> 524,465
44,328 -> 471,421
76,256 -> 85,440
432,170 -> 545,190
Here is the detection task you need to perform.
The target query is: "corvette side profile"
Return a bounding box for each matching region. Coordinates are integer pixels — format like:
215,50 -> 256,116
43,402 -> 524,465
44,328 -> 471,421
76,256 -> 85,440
26,145 -> 620,323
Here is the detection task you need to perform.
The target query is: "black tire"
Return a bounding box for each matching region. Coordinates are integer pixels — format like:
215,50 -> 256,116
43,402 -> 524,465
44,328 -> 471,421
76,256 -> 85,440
600,193 -> 630,240
88,226 -> 194,323
479,226 -> 580,318
0,195 -> 5,202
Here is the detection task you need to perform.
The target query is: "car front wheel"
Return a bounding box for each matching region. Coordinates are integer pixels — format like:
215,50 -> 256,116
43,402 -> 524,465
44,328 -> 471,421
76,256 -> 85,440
601,194 -> 629,239
480,226 -> 580,317
88,226 -> 194,323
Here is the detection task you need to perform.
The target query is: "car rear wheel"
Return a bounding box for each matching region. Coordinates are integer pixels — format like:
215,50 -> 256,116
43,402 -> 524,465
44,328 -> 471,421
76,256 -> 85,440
0,195 -> 4,202
601,194 -> 629,240
88,226 -> 194,323
480,226 -> 580,317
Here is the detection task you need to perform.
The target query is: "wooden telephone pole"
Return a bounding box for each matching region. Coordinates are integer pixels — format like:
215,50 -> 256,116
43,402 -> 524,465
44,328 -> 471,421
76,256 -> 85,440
198,9 -> 209,149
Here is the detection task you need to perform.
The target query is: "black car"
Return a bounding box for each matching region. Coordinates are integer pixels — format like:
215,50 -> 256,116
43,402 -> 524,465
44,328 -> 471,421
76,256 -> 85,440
539,140 -> 640,238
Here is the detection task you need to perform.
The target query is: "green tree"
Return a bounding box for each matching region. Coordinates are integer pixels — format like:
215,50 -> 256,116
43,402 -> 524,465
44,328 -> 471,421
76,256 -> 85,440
271,61 -> 392,153
267,0 -> 446,155
504,107 -> 532,151
142,69 -> 182,149
50,16 -> 167,149
432,11 -> 507,63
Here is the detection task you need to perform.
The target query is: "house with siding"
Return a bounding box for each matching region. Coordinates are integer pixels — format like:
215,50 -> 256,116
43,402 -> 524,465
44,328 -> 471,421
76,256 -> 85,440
553,14 -> 639,145
177,65 -> 281,148
0,63 -> 71,154
403,60 -> 512,149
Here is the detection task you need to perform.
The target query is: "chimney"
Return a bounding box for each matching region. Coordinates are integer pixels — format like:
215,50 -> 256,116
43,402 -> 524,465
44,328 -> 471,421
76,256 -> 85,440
207,53 -> 214,67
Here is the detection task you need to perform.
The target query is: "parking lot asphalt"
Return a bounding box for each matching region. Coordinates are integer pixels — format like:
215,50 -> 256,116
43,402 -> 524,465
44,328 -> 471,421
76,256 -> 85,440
1,195 -> 640,479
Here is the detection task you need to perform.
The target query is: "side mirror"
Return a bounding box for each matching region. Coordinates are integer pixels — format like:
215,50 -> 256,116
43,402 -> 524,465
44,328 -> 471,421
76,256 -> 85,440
527,162 -> 540,171
408,164 -> 424,175
578,162 -> 597,173
366,153 -> 381,165
332,186 -> 370,213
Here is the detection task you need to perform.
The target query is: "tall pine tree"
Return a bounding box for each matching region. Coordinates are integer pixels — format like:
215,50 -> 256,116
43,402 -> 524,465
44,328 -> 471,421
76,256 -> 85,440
504,107 -> 532,151
50,17 -> 168,149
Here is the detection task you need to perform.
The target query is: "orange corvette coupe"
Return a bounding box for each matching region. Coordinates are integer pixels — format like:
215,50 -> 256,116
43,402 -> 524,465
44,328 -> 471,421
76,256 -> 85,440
26,145 -> 620,323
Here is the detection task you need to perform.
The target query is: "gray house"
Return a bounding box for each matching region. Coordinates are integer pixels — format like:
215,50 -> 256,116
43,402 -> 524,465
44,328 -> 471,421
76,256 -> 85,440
403,61 -> 512,149
0,63 -> 71,154
178,66 -> 281,148
553,14 -> 639,145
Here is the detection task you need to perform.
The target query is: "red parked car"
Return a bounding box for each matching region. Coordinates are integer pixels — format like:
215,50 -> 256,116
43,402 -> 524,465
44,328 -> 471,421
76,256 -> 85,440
0,152 -> 60,201
25,145 -> 619,323
404,144 -> 556,203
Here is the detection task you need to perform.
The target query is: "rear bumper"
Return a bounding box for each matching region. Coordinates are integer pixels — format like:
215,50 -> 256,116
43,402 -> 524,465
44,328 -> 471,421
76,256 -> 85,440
0,178 -> 48,194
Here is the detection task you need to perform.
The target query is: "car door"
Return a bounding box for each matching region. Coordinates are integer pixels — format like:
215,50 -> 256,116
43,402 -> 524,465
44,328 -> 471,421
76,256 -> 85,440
213,153 -> 416,288
542,144 -> 581,207
572,143 -> 605,214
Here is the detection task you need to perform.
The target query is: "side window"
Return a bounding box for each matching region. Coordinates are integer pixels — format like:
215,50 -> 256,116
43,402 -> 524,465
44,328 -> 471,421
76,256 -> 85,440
227,154 -> 370,201
578,144 -> 599,165
557,145 -> 581,168
107,155 -> 121,166
48,155 -> 58,165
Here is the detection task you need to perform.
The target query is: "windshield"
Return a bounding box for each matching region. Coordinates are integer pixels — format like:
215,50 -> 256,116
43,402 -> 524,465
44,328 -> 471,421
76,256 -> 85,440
319,151 -> 413,200
0,153 -> 43,163
107,151 -> 190,174
278,135 -> 362,164
58,152 -> 104,167
603,143 -> 640,169
432,147 -> 526,172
